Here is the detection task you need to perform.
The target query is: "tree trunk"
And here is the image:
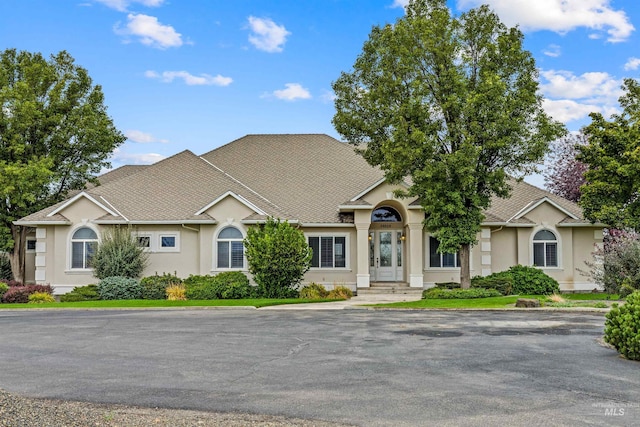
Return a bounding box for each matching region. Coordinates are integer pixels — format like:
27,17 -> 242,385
8,224 -> 28,284
459,243 -> 471,289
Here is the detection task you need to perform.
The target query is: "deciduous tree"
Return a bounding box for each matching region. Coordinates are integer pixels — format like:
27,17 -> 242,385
0,49 -> 125,282
332,0 -> 564,287
544,132 -> 588,202
578,78 -> 640,229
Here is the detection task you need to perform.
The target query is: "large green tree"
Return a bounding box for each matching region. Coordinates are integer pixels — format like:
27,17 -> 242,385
578,78 -> 640,230
332,0 -> 564,287
0,49 -> 125,282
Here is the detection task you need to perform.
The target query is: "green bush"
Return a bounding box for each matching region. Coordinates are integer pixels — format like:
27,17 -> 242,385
507,265 -> 559,295
422,287 -> 502,299
60,285 -> 101,302
91,226 -> 149,280
140,273 -> 182,300
28,292 -> 56,304
183,272 -> 252,300
299,283 -> 329,299
97,276 -> 142,300
244,217 -> 311,298
0,282 -> 9,299
471,273 -> 513,296
604,290 -> 640,360
435,282 -> 461,289
328,285 -> 353,300
184,275 -> 219,300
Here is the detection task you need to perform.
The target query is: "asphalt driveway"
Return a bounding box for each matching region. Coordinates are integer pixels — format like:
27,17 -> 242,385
0,309 -> 637,426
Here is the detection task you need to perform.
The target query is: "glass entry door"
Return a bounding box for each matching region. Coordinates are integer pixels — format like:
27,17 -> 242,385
369,230 -> 403,282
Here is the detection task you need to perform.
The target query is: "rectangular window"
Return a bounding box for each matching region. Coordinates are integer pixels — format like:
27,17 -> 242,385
157,233 -> 180,252
161,236 -> 175,248
429,236 -> 459,268
26,240 -> 36,251
546,243 -> 558,267
309,235 -> 347,268
217,241 -> 230,268
137,236 -> 151,249
231,241 -> 244,268
533,242 -> 545,267
71,242 -> 84,269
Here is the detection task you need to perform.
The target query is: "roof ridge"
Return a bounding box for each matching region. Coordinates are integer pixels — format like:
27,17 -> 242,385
197,156 -> 287,215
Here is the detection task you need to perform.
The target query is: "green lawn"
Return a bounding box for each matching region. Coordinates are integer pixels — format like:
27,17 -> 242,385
0,298 -> 337,309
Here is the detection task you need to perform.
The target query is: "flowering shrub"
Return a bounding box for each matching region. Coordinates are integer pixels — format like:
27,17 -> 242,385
2,285 -> 54,303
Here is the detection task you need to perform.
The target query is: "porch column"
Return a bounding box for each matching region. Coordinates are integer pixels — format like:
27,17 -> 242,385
408,222 -> 424,288
355,222 -> 371,287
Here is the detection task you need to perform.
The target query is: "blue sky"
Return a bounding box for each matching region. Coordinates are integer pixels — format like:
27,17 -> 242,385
1,0 -> 639,187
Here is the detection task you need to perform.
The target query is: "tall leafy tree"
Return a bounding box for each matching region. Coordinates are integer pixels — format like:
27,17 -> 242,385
244,217 -> 312,298
0,49 -> 125,282
544,132 -> 588,202
578,78 -> 640,230
332,0 -> 564,287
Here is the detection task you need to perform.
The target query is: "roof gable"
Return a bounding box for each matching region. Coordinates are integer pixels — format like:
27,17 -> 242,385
196,191 -> 267,216
47,192 -> 118,218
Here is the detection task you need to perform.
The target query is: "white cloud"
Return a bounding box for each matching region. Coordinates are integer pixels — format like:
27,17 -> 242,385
539,69 -> 623,124
543,44 -> 561,57
110,148 -> 166,166
125,129 -> 168,143
624,57 -> 640,71
247,16 -> 290,53
115,13 -> 182,49
145,70 -> 232,86
268,83 -> 312,101
94,0 -> 164,12
391,0 -> 409,7
457,0 -> 634,42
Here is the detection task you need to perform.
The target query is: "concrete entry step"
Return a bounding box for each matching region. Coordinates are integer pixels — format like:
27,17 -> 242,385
357,282 -> 423,295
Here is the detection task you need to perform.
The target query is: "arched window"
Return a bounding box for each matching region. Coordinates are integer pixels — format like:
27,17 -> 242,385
371,206 -> 402,222
71,227 -> 98,269
533,229 -> 558,267
217,226 -> 244,269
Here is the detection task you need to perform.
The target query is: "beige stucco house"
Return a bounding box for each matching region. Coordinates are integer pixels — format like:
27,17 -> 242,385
16,134 -> 602,294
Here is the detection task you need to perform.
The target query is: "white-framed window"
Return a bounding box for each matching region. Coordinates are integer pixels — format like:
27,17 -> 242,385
158,232 -> 180,252
70,227 -> 98,269
308,235 -> 347,269
428,236 -> 460,268
216,226 -> 244,269
136,233 -> 152,251
533,229 -> 558,267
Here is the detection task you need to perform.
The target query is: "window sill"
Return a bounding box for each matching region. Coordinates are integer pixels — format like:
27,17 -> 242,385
64,269 -> 94,275
309,268 -> 351,272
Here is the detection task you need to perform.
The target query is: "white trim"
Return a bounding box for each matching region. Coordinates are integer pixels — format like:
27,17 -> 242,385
350,178 -> 410,202
481,222 -> 534,227
48,192 -> 118,218
530,226 -> 562,269
513,197 -> 579,221
556,223 -> 606,228
195,190 -> 267,216
99,196 -> 129,222
242,219 -> 300,225
214,223 -> 246,271
14,220 -> 70,226
157,232 -> 180,253
67,224 -> 100,271
94,219 -> 217,225
299,223 -> 355,228
338,205 -> 373,210
305,232 -> 350,270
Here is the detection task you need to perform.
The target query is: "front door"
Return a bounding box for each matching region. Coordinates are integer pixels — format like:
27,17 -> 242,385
369,230 -> 404,282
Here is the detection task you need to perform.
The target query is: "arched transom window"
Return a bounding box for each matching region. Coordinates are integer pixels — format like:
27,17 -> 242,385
71,227 -> 98,269
371,206 -> 402,222
217,226 -> 244,269
533,229 -> 558,267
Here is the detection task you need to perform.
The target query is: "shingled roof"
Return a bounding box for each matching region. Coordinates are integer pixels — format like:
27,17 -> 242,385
17,134 -> 588,226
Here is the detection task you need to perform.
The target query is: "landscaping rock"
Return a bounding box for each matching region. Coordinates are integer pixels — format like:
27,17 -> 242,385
516,298 -> 540,308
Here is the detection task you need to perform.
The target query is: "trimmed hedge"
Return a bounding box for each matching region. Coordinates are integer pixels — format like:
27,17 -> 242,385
422,287 -> 502,299
471,274 -> 513,296
184,272 -> 253,300
604,291 -> 640,360
140,273 -> 182,300
97,277 -> 142,300
60,285 -> 101,302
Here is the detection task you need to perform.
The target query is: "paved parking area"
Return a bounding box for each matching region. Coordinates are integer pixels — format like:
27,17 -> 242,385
0,309 -> 638,426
